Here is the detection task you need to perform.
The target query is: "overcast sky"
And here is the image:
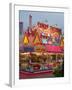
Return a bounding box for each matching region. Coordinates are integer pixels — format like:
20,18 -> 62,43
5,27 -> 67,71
19,10 -> 64,32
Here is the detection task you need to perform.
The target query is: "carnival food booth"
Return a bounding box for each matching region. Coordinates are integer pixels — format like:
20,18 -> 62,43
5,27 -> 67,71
19,22 -> 64,78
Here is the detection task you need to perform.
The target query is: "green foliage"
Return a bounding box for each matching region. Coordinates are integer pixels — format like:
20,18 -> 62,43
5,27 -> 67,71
53,66 -> 64,77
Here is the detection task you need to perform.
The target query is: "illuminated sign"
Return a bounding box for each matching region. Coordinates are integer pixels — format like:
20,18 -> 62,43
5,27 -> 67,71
37,22 -> 48,29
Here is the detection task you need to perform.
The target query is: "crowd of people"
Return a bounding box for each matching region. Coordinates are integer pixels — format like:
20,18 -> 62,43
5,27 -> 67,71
19,53 -> 64,73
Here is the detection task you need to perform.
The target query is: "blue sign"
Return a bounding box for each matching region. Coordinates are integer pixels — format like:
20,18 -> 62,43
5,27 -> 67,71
24,46 -> 34,52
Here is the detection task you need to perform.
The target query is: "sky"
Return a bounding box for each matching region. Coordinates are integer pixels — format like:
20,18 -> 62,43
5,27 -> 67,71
19,10 -> 64,32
